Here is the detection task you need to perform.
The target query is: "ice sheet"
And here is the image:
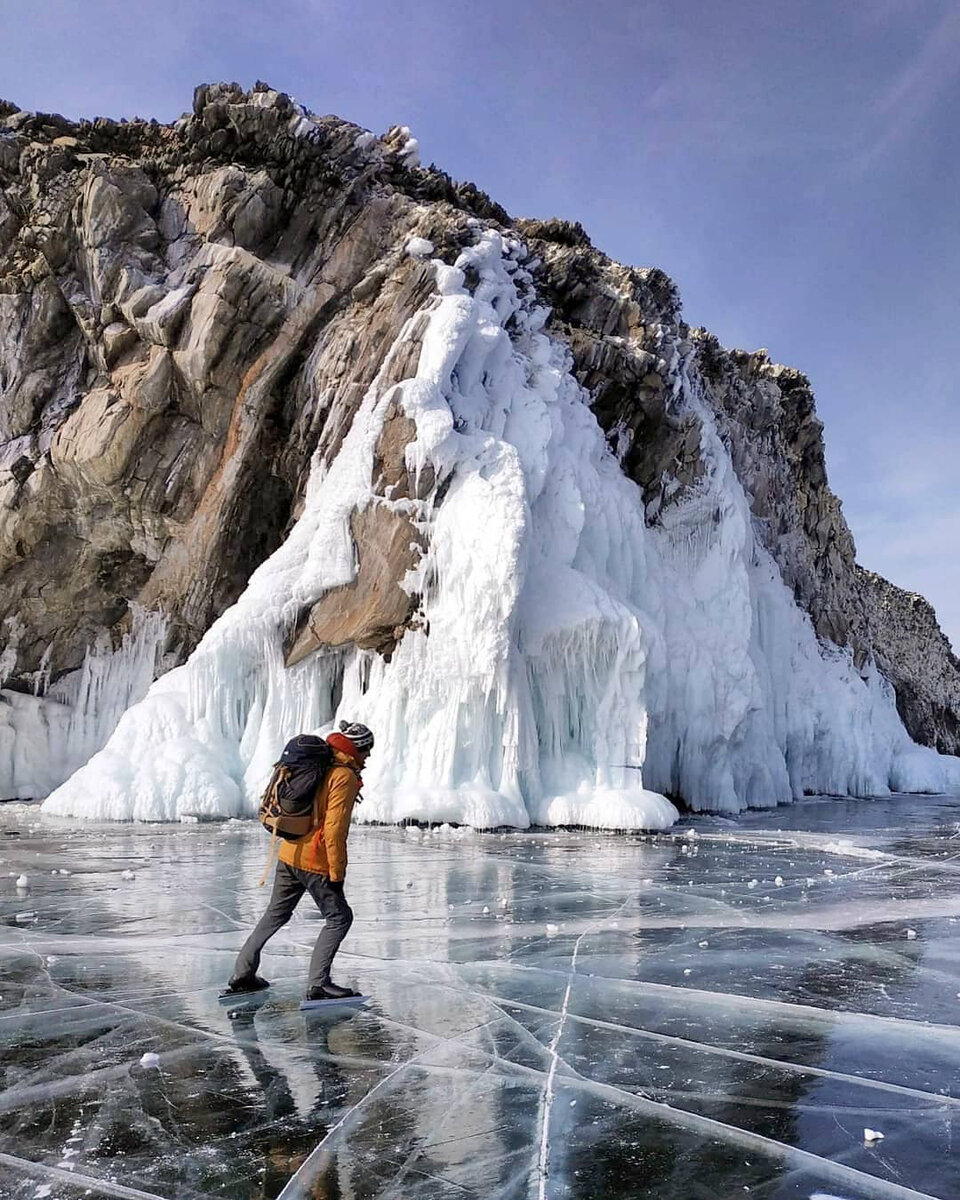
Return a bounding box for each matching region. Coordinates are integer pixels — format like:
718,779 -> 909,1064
3,794 -> 960,1198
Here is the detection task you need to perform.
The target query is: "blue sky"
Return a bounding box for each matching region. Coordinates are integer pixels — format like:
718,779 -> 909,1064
6,0 -> 958,646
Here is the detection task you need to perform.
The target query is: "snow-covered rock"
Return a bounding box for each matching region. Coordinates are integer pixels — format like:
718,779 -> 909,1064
0,83 -> 956,826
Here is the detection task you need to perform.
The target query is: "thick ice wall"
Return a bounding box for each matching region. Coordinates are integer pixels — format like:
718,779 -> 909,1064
42,228 -> 960,826
637,356 -> 960,810
335,231 -> 676,830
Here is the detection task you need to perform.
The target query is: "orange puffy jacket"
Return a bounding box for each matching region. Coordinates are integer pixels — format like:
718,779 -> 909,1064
278,747 -> 361,881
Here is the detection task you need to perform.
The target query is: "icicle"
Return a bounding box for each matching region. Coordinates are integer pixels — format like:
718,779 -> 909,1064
1,606 -> 167,800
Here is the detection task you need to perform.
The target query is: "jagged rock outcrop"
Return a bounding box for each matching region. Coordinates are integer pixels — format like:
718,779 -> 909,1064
0,82 -> 470,688
1,81 -> 958,803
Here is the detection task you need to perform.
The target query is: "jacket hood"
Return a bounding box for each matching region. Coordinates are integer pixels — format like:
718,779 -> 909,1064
327,732 -> 362,767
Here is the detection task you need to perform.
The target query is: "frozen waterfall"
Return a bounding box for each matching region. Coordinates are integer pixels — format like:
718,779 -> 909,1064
41,230 -> 960,826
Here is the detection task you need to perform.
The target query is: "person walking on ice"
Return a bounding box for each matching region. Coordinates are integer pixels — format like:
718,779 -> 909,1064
221,721 -> 375,1002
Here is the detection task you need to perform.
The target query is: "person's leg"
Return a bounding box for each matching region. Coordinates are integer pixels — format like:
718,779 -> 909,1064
230,861 -> 305,983
299,871 -> 354,991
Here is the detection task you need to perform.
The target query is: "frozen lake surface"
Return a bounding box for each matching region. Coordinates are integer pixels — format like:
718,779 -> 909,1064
2,795 -> 960,1199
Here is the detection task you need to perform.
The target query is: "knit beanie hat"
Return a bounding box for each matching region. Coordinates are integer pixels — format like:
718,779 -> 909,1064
337,720 -> 374,752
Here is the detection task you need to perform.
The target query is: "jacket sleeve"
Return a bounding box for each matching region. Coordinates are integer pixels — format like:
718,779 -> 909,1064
322,767 -> 359,882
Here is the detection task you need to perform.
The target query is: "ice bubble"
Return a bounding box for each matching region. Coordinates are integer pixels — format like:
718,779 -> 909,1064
121,869 -> 136,881
546,923 -> 559,936
905,928 -> 917,940
747,880 -> 758,889
774,876 -> 784,887
683,968 -> 692,975
139,1052 -> 161,1068
698,940 -> 709,948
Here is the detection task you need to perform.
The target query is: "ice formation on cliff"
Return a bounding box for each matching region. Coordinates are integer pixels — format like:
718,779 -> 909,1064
42,231 -> 960,826
1,608 -> 165,800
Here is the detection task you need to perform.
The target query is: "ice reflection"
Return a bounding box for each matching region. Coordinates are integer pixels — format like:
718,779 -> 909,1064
1,796 -> 959,1198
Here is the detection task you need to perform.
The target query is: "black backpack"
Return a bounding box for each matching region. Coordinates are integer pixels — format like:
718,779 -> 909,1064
259,735 -> 335,842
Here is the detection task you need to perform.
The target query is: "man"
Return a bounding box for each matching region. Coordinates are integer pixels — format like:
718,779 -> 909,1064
222,720 -> 374,1002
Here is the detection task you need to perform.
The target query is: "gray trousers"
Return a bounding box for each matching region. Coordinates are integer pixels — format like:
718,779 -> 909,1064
232,860 -> 354,989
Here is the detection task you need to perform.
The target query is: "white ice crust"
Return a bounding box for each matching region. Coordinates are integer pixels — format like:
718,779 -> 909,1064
40,231 -> 960,827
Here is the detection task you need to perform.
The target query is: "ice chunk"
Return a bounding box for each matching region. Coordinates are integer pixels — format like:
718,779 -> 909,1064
405,236 -> 434,259
15,873 -> 27,888
863,1128 -> 885,1143
139,1052 -> 161,1068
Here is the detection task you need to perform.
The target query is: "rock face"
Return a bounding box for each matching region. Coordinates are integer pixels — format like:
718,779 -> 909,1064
1,82 -> 958,804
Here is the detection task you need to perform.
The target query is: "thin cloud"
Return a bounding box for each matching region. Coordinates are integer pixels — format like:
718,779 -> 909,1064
850,5 -> 960,173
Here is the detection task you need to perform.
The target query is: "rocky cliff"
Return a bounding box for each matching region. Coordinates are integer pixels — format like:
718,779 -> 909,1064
2,82 -> 958,812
